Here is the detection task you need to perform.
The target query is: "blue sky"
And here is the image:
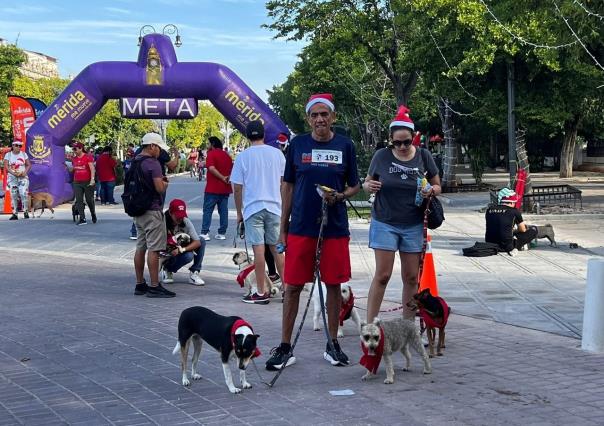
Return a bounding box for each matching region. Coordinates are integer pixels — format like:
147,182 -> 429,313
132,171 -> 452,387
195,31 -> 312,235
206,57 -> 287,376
0,0 -> 303,101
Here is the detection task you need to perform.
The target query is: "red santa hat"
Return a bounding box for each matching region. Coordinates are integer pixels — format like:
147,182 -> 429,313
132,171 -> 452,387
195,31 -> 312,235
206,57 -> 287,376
389,105 -> 414,131
305,93 -> 335,114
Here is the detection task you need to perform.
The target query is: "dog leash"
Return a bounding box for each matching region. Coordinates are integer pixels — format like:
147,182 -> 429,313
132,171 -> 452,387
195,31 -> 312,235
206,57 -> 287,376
233,221 -> 253,268
268,195 -> 333,387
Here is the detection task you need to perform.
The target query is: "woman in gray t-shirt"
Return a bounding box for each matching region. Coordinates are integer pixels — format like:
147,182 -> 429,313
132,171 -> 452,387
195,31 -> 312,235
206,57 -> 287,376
362,106 -> 441,321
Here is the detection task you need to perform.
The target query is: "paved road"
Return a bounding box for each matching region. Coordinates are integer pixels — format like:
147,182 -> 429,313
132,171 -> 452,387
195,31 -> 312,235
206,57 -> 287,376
1,175 -> 603,425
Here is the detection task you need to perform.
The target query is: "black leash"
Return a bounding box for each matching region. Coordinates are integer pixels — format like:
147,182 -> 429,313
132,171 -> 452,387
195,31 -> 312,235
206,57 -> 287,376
268,194 -> 333,387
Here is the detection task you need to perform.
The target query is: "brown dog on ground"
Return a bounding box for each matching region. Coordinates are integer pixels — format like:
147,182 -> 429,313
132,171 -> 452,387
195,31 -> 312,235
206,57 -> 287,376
407,289 -> 451,358
29,192 -> 55,218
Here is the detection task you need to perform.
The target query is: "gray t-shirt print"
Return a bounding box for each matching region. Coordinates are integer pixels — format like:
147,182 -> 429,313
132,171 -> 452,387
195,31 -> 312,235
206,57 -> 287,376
368,148 -> 438,226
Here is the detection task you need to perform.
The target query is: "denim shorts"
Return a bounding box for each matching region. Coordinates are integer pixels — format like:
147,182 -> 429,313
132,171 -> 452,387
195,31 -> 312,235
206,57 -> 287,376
244,209 -> 280,246
369,218 -> 423,253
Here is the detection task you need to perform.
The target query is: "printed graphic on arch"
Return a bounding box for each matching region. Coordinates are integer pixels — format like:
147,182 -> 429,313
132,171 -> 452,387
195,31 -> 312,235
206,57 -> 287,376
44,83 -> 95,132
119,98 -> 198,119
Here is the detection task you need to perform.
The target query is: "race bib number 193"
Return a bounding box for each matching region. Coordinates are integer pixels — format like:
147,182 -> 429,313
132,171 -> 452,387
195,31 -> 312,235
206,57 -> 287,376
311,149 -> 342,164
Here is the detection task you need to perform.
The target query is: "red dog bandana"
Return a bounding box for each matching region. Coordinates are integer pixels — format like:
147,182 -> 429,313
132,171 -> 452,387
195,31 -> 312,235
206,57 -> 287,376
236,264 -> 255,288
359,326 -> 385,374
419,297 -> 450,329
339,291 -> 355,326
231,319 -> 261,358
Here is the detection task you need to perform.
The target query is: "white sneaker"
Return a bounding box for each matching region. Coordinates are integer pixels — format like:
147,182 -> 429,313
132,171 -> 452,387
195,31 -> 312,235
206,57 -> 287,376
509,248 -> 519,257
215,234 -> 226,240
161,269 -> 174,284
200,233 -> 210,241
189,271 -> 205,286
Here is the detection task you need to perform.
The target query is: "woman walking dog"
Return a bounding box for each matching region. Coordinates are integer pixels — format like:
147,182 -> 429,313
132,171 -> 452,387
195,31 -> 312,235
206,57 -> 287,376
363,106 -> 441,322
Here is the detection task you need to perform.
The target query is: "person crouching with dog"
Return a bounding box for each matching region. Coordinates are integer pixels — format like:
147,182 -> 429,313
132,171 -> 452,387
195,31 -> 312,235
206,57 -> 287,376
3,140 -> 31,220
265,93 -> 360,371
362,106 -> 441,322
160,199 -> 206,286
485,188 -> 538,255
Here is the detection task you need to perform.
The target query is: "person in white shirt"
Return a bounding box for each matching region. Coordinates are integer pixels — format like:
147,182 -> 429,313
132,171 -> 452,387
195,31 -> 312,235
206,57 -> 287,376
231,120 -> 286,304
3,141 -> 31,220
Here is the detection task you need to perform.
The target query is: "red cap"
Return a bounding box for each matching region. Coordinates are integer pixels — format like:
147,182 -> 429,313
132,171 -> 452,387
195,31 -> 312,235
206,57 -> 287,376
277,133 -> 289,145
169,199 -> 188,220
305,93 -> 335,113
71,141 -> 85,149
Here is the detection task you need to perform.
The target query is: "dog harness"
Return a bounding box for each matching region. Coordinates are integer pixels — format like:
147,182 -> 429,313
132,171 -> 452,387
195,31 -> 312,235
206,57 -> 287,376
236,264 -> 255,288
359,326 -> 385,374
230,319 -> 261,358
339,290 -> 355,326
419,297 -> 450,329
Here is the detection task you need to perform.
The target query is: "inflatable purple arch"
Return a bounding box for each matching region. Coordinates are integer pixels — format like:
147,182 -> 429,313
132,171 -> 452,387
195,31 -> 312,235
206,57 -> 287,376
25,34 -> 290,207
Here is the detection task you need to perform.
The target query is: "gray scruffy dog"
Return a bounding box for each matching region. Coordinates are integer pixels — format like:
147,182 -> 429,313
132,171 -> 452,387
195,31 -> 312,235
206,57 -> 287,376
530,224 -> 557,247
360,317 -> 431,384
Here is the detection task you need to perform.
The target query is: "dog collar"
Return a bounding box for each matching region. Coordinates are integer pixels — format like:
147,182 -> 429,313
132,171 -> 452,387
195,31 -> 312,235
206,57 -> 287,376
236,264 -> 255,288
419,297 -> 450,329
231,319 -> 261,358
359,326 -> 385,374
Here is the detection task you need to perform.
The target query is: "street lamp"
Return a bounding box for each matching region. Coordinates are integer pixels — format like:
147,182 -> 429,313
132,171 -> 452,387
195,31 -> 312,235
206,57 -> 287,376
137,25 -> 156,46
163,24 -> 182,47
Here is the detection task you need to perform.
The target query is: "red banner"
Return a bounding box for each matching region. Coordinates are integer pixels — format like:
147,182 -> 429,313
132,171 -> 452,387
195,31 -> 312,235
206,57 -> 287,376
8,96 -> 36,147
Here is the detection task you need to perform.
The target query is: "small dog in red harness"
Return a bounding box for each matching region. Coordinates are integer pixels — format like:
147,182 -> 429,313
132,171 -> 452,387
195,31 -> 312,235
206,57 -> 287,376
232,251 -> 281,299
407,289 -> 451,357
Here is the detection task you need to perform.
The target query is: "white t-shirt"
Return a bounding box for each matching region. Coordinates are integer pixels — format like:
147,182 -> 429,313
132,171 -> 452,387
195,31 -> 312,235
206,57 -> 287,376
230,144 -> 286,220
4,151 -> 29,183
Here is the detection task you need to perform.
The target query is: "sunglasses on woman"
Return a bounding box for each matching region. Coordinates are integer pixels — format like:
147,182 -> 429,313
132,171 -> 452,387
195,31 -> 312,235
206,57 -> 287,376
392,139 -> 413,147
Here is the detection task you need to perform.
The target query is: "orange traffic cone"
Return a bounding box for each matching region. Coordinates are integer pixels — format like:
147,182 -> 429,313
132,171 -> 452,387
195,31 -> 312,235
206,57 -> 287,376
2,171 -> 12,214
419,234 -> 439,297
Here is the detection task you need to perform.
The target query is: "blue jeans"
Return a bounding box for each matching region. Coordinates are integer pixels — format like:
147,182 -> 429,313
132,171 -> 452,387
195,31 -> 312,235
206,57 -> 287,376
201,193 -> 229,235
163,241 -> 206,273
100,181 -> 116,203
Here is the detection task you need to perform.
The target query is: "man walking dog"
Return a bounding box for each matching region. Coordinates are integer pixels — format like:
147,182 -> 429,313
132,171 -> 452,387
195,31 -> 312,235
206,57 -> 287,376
265,94 -> 360,370
231,120 -> 286,304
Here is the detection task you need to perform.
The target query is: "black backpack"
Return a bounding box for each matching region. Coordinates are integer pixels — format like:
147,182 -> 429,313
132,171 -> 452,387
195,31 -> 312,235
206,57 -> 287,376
121,157 -> 157,217
462,242 -> 500,257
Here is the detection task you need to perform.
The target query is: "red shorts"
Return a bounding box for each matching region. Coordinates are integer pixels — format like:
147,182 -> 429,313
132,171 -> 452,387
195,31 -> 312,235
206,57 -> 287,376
284,234 -> 351,285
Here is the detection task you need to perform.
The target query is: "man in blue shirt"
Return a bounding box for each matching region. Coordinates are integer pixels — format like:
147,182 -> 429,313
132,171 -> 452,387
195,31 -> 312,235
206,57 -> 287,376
265,93 -> 360,370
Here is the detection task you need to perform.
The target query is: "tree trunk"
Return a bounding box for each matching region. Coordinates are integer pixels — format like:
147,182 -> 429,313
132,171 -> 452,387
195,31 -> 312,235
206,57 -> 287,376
437,98 -> 456,190
515,128 -> 533,210
559,115 -> 580,178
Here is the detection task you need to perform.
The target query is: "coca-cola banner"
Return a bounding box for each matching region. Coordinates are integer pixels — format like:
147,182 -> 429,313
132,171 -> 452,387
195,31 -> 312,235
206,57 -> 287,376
8,96 -> 36,144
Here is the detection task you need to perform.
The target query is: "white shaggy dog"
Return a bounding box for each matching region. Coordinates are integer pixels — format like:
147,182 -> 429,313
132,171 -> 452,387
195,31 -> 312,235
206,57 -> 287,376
232,251 -> 281,299
312,283 -> 361,338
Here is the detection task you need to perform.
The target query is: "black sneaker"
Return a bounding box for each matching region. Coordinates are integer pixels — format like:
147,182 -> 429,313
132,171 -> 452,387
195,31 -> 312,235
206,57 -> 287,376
332,340 -> 350,365
91,213 -> 97,224
242,292 -> 270,305
23,211 -> 29,219
9,214 -> 18,220
77,219 -> 87,226
145,284 -> 176,298
134,280 -> 149,295
266,344 -> 296,371
324,340 -> 348,366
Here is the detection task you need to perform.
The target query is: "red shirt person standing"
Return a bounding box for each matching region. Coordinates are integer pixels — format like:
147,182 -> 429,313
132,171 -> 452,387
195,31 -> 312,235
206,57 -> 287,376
71,141 -> 97,225
200,136 -> 233,240
96,146 -> 118,205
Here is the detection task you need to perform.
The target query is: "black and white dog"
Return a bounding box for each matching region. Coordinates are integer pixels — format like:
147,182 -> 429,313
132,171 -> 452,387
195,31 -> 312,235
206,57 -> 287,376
172,306 -> 260,394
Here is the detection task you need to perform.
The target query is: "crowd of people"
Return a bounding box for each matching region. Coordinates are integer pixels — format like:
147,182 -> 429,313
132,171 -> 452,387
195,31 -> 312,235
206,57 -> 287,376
3,91 -> 541,372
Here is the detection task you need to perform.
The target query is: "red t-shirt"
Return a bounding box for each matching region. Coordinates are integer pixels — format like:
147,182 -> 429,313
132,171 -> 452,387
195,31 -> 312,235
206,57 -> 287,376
205,148 -> 233,194
96,153 -> 117,182
72,154 -> 93,182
